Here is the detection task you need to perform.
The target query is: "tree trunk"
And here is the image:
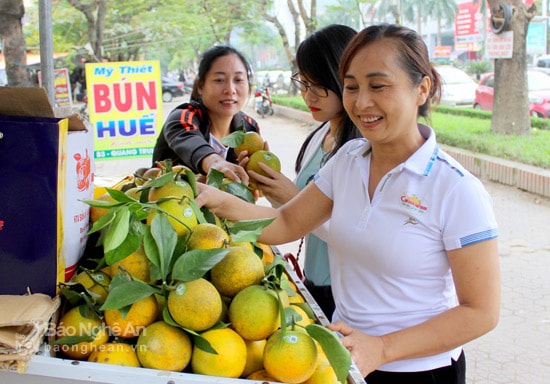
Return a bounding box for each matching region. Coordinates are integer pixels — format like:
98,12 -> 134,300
67,0 -> 106,61
0,0 -> 31,86
260,0 -> 297,74
488,0 -> 536,135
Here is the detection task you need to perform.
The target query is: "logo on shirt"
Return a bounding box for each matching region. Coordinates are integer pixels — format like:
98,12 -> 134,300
400,193 -> 428,214
404,216 -> 419,226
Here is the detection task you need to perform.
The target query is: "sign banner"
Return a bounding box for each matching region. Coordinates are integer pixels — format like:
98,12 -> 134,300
527,20 -> 547,55
86,60 -> 163,160
455,1 -> 481,46
434,46 -> 452,58
38,68 -> 72,108
486,31 -> 514,59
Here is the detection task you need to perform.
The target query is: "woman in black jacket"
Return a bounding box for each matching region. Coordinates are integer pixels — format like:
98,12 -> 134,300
153,45 -> 260,183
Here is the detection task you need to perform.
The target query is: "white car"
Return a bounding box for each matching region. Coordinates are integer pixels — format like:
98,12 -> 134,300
437,65 -> 478,107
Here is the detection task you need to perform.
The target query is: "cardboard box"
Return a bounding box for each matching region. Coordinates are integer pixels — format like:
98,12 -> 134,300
0,87 -> 94,296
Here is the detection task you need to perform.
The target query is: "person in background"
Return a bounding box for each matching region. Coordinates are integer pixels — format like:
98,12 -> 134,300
152,45 -> 260,183
247,24 -> 361,320
195,24 -> 500,383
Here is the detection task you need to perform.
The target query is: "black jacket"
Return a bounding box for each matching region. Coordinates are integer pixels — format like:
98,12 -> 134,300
152,101 -> 260,174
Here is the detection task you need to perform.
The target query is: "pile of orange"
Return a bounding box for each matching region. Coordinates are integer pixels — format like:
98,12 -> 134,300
57,163 -> 345,383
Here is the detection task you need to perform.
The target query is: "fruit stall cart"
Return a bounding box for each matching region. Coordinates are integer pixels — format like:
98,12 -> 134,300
0,100 -> 366,384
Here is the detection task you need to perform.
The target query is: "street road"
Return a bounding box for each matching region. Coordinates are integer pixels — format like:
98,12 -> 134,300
95,97 -> 550,383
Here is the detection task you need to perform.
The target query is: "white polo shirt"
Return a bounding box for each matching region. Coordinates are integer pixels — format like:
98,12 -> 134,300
314,124 -> 498,372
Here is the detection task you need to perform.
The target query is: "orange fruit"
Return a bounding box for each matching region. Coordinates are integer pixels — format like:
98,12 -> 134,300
56,305 -> 109,360
303,362 -> 345,384
136,321 -> 192,371
187,223 -> 230,250
147,198 -> 198,238
72,270 -> 111,304
269,287 -> 290,308
242,339 -> 267,377
228,241 -> 254,251
109,247 -> 152,283
135,167 -> 162,186
124,187 -> 144,200
148,179 -> 194,202
191,328 -> 247,378
263,328 -> 318,383
288,291 -> 306,304
93,186 -> 107,199
229,285 -> 280,341
290,304 -> 314,326
88,342 -> 141,367
282,272 -> 299,293
235,131 -> 264,155
210,246 -> 265,298
90,192 -> 116,224
246,369 -> 279,380
167,278 -> 223,332
246,150 -> 281,177
104,295 -> 159,338
256,242 -> 275,265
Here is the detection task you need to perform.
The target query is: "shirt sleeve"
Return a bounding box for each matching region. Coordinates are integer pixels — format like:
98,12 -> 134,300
441,175 -> 499,250
162,106 -> 216,174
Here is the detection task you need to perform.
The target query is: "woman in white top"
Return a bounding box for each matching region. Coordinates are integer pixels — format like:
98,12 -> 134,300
247,25 -> 361,320
196,24 -> 500,383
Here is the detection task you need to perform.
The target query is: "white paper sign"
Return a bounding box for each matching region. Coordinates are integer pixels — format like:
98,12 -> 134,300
486,31 -> 514,59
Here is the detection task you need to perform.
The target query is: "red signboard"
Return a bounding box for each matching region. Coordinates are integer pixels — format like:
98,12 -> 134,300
434,46 -> 452,58
455,1 -> 482,45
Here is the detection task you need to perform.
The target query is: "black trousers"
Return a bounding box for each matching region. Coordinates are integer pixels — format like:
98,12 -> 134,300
303,279 -> 335,321
366,350 -> 466,384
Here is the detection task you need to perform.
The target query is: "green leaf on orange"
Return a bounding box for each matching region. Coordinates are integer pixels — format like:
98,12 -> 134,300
306,323 -> 351,384
171,249 -> 230,281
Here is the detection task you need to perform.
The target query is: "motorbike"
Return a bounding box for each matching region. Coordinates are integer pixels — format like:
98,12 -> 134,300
254,87 -> 274,118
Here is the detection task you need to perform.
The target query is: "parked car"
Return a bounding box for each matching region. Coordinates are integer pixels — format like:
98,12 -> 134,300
534,54 -> 550,75
437,65 -> 478,107
473,70 -> 550,118
161,76 -> 185,102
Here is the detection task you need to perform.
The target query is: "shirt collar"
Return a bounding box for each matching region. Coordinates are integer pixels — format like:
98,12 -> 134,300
404,123 -> 439,176
357,124 -> 439,176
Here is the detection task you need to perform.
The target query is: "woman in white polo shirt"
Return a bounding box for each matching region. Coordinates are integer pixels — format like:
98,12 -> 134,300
195,24 -> 500,384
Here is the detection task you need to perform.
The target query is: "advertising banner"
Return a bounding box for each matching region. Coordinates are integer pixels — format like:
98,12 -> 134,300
86,60 -> 163,160
455,1 -> 482,51
527,20 -> 547,55
434,46 -> 452,58
38,68 -> 72,108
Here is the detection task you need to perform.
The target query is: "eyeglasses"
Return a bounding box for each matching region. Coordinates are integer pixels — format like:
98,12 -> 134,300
291,73 -> 329,98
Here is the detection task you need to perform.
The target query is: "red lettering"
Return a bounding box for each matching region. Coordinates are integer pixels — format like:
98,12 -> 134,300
136,81 -> 157,110
93,84 -> 111,113
113,82 -> 133,112
92,81 -> 158,113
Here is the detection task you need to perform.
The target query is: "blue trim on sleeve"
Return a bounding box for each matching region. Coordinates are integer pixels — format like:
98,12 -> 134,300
436,156 -> 465,177
460,229 -> 499,247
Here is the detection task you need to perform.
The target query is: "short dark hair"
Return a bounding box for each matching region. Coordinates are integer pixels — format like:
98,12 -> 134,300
190,45 -> 252,102
339,23 -> 442,118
